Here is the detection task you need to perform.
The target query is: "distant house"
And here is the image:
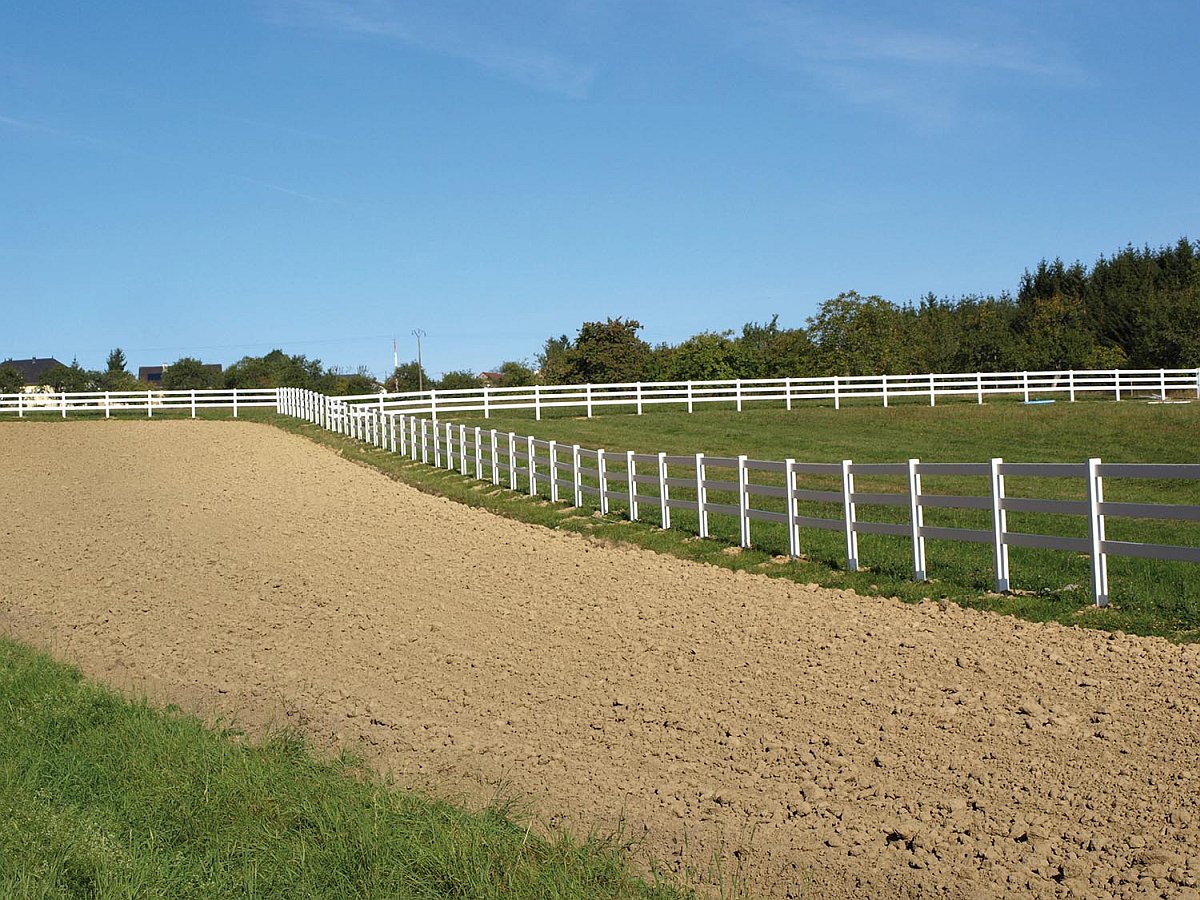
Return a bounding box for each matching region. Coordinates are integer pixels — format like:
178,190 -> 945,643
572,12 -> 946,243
138,363 -> 222,384
479,372 -> 503,385
1,357 -> 67,391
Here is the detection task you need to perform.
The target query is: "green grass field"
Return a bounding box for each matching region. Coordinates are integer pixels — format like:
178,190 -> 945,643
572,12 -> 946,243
0,638 -> 690,899
424,398 -> 1200,641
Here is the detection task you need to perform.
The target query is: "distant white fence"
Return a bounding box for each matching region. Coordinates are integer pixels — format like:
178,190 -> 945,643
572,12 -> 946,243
279,386 -> 1200,610
0,387 -> 278,418
334,367 -> 1200,421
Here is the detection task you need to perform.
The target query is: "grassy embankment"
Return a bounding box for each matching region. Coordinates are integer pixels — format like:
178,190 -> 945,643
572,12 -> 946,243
0,637 -> 691,899
266,396 -> 1200,641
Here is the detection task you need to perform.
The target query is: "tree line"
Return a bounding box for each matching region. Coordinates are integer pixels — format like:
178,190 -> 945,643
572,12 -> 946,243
0,349 -> 380,395
529,238 -> 1200,384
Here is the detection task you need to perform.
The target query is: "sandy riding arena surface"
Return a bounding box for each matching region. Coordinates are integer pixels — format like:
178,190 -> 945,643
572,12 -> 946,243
3,421 -> 1200,898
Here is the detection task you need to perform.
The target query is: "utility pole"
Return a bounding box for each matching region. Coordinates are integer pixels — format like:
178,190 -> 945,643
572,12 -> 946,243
412,328 -> 426,392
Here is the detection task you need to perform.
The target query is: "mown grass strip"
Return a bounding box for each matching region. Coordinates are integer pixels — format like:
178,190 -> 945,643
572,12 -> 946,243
0,638 -> 690,899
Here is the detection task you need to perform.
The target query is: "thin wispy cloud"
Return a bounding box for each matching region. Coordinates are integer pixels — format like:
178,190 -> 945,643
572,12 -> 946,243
2,110 -> 335,205
261,0 -> 599,98
706,0 -> 1084,126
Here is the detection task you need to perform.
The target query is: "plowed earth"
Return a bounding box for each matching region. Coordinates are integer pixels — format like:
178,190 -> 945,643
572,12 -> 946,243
2,421 -> 1199,899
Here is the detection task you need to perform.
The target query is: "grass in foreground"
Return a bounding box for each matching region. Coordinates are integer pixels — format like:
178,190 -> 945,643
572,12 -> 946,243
268,399 -> 1200,642
0,638 -> 689,900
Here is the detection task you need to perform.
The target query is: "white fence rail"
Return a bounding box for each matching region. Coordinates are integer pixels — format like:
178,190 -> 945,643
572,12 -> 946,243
4,367 -> 1197,421
331,367 -> 1200,421
282,387 -> 1200,609
0,388 -> 279,418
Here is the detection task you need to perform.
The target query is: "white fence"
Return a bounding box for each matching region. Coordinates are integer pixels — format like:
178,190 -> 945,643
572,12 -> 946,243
3,367 -> 1197,422
0,387 -> 279,418
280,387 -> 1200,610
332,367 -> 1200,421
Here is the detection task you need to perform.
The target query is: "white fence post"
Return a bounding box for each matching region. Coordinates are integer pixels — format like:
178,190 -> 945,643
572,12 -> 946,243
534,385 -> 542,421
907,458 -> 927,581
1022,371 -> 1030,403
833,376 -> 839,410
483,385 -> 491,419
410,417 -> 418,460
598,448 -> 609,514
527,435 -> 536,496
841,459 -> 858,571
1160,368 -> 1167,399
786,377 -> 794,411
737,455 -> 750,547
1086,457 -> 1109,607
421,419 -> 430,464
586,383 -> 593,418
572,444 -> 582,507
508,432 -> 517,489
735,379 -> 743,413
390,417 -> 397,453
687,381 -> 694,414
490,429 -> 499,484
475,427 -> 484,480
548,440 -> 559,502
990,457 -> 1010,592
695,453 -> 708,538
657,451 -> 670,528
233,389 -> 239,419
976,372 -> 983,405
881,375 -> 889,409
62,390 -> 67,419
430,390 -> 438,424
626,451 -> 638,521
785,458 -> 799,558
460,425 -> 468,474
1114,369 -> 1121,401
1068,369 -> 1076,402
104,392 -> 111,418
929,374 -> 936,407
398,415 -> 407,456
636,382 -> 643,415
191,391 -> 197,418
17,393 -> 23,418
275,387 -> 282,414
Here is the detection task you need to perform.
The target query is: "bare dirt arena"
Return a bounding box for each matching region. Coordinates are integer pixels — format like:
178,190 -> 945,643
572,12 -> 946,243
3,421 -> 1200,898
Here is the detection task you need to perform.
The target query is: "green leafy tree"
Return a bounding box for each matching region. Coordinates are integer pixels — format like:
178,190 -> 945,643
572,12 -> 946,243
0,364 -> 23,394
224,349 -> 329,390
952,297 -> 1023,372
338,368 -> 379,395
43,359 -> 97,393
391,360 -> 431,392
162,357 -> 220,390
97,347 -> 139,391
565,318 -> 651,384
437,370 -> 481,391
536,335 -> 573,385
807,292 -> 913,375
666,331 -> 741,381
496,360 -> 537,387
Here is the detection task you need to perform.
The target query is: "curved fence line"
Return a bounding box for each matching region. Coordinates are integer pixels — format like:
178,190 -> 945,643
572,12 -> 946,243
280,386 -> 1200,611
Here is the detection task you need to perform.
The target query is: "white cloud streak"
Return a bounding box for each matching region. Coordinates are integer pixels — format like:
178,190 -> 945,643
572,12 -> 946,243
260,0 -> 599,98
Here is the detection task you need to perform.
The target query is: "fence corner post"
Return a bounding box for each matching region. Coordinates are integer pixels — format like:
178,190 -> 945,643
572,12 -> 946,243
694,453 -> 708,538
657,451 -> 670,528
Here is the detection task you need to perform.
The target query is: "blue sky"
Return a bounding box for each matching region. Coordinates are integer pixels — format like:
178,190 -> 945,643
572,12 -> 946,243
2,1 -> 1197,379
